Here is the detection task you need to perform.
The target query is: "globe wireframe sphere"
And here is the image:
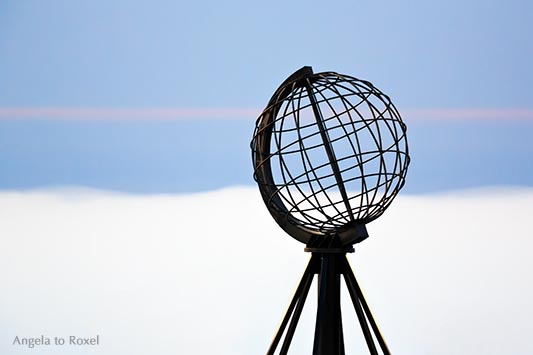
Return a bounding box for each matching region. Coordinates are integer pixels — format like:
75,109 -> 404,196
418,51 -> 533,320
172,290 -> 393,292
252,67 -> 409,246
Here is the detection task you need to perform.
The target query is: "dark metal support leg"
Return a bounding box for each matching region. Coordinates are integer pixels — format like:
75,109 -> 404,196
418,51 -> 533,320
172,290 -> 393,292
266,256 -> 316,355
344,271 -> 379,354
312,255 -> 328,355
342,256 -> 391,355
279,267 -> 314,355
313,253 -> 344,355
265,253 -> 390,355
338,306 -> 346,355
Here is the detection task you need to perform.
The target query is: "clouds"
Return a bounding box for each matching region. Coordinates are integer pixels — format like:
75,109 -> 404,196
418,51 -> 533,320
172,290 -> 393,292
0,187 -> 532,354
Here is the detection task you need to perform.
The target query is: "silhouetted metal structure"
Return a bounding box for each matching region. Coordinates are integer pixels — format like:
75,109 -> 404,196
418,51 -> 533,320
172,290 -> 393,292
251,66 -> 410,355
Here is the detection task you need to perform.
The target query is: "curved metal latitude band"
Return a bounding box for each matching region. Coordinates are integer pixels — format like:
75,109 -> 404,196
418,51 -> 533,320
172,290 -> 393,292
254,66 -> 369,248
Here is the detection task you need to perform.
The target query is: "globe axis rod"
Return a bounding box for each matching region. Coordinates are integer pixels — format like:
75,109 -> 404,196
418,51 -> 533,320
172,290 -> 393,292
303,79 -> 355,223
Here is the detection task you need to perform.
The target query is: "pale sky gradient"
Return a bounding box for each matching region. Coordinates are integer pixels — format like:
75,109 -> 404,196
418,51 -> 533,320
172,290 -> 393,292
0,0 -> 531,192
1,0 -> 532,109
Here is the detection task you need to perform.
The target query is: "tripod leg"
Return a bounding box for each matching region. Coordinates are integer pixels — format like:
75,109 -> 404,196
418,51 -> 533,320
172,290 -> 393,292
342,256 -> 391,355
279,266 -> 314,355
339,306 -> 346,355
312,254 -> 328,355
313,254 -> 344,355
344,270 -> 379,355
266,255 -> 317,355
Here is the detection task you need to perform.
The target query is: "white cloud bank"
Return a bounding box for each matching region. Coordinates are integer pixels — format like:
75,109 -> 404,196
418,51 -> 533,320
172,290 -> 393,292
0,187 -> 532,355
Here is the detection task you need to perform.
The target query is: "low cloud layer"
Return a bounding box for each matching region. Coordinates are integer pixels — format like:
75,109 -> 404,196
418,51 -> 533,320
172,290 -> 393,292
0,187 -> 532,354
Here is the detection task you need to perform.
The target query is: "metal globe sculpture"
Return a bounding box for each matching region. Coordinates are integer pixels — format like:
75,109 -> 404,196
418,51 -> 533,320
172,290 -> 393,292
252,67 -> 410,355
252,66 -> 409,247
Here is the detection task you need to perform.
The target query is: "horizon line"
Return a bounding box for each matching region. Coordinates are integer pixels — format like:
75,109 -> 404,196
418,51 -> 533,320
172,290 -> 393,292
0,107 -> 532,121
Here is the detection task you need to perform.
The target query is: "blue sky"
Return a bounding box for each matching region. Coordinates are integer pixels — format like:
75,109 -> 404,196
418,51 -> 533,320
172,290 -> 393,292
0,0 -> 532,193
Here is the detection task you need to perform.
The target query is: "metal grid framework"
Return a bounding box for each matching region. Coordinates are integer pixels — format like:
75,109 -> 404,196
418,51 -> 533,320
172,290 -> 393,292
252,67 -> 409,245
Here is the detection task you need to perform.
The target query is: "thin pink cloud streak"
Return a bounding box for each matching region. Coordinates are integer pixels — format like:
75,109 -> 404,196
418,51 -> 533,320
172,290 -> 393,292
403,108 -> 533,121
0,107 -> 260,120
0,107 -> 532,121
